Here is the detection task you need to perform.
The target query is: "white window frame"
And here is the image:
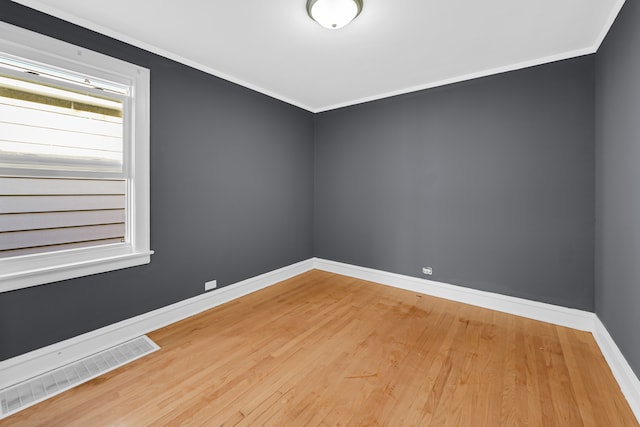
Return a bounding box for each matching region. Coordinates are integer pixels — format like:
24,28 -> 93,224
0,22 -> 152,293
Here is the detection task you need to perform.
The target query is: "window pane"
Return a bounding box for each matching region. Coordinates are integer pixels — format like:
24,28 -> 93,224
0,177 -> 126,258
0,74 -> 124,174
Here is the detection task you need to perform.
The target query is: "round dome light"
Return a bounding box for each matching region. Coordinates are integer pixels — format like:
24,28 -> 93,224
307,0 -> 363,30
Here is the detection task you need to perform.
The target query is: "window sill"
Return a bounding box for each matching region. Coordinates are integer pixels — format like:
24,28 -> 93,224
0,249 -> 154,293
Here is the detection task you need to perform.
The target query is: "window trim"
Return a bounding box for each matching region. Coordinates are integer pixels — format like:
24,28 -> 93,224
0,22 -> 152,293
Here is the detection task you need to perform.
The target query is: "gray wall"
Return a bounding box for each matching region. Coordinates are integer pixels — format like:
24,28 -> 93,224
314,57 -> 595,310
596,0 -> 640,378
0,1 -> 314,360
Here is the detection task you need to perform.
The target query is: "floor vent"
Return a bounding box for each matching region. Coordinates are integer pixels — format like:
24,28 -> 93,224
0,335 -> 159,419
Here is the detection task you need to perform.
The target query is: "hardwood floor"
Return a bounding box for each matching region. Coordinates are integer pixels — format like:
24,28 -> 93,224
3,270 -> 637,426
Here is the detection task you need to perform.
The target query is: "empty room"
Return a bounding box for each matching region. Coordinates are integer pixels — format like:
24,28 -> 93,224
0,0 -> 639,425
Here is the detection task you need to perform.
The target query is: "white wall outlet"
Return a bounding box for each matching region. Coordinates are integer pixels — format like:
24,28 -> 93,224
205,280 -> 217,291
422,267 -> 433,275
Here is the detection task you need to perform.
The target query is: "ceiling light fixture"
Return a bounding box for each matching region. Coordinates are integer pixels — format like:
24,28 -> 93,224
307,0 -> 363,30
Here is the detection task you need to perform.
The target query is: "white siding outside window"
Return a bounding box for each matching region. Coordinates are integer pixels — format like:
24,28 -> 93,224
0,177 -> 126,258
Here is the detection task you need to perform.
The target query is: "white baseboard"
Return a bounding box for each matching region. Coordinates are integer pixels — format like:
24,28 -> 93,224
0,258 -> 314,390
313,258 -> 596,331
593,320 -> 640,421
313,257 -> 640,422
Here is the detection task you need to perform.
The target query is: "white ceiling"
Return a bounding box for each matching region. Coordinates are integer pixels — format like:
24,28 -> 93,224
11,0 -> 625,112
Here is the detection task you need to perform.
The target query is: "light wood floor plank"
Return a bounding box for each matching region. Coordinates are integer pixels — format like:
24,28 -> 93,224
2,270 -> 637,426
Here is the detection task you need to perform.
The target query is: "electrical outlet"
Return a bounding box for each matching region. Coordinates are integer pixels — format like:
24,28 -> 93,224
422,267 -> 433,275
205,280 -> 217,291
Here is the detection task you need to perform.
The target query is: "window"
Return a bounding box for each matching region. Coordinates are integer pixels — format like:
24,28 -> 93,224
0,22 -> 152,293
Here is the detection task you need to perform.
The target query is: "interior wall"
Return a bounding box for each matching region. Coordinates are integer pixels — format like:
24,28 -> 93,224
595,0 -> 640,378
0,1 -> 314,361
0,1 -> 616,366
314,57 -> 595,310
